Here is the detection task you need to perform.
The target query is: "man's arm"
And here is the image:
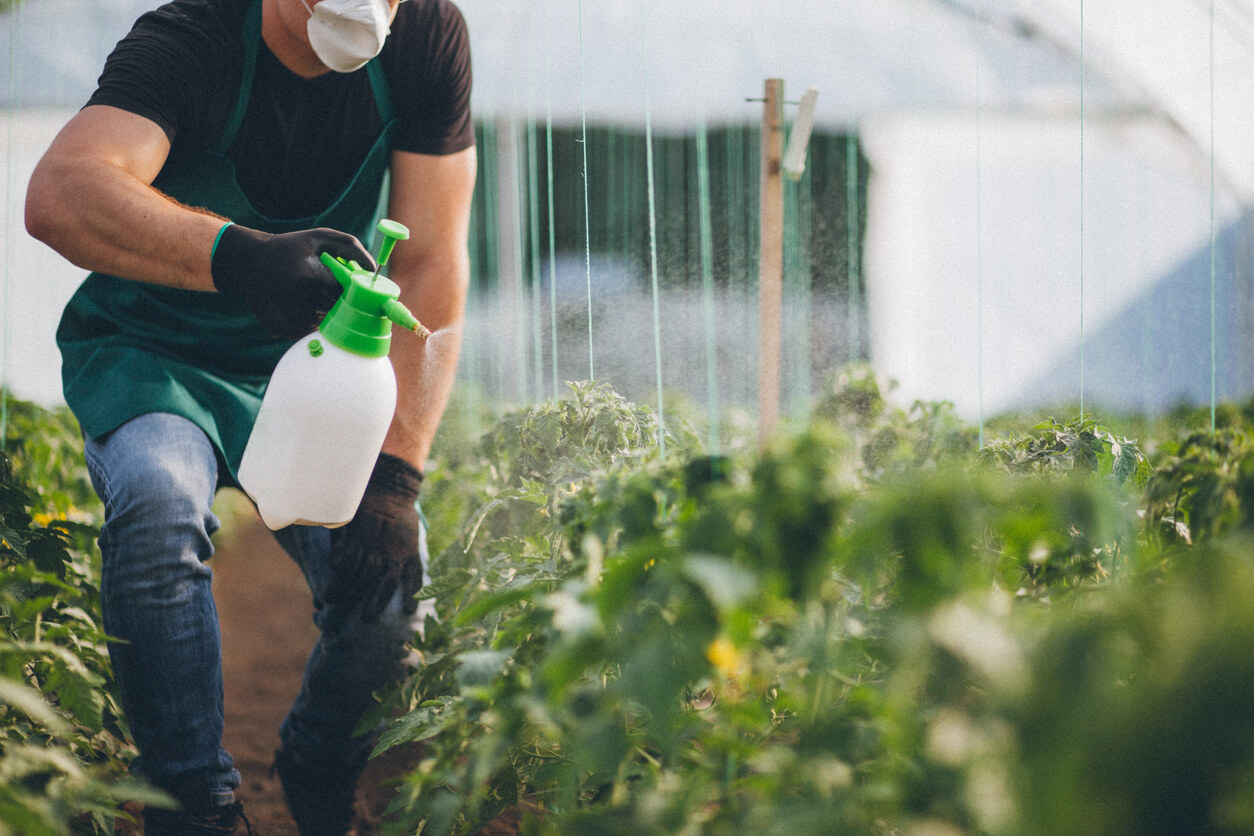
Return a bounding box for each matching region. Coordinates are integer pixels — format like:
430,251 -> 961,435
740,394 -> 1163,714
25,105 -> 225,290
379,145 -> 478,470
26,104 -> 374,339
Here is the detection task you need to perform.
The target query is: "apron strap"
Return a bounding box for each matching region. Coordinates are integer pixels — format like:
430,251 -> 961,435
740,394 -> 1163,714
213,0 -> 262,156
367,58 -> 394,124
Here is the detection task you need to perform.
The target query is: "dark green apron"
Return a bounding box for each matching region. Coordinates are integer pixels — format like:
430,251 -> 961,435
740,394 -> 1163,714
57,0 -> 395,483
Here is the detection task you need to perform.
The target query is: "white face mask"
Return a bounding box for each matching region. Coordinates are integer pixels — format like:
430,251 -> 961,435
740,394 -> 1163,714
299,0 -> 392,73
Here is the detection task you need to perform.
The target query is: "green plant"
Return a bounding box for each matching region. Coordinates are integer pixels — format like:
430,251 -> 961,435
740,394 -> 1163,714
971,417 -> 1150,596
1142,428 -> 1254,546
0,395 -> 163,835
370,382 -> 698,832
814,366 -> 980,483
420,382 -> 508,558
353,372 -> 1254,836
375,376 -> 1167,835
378,420 -> 888,835
1010,534 -> 1254,835
976,416 -> 1151,489
2,399 -> 99,522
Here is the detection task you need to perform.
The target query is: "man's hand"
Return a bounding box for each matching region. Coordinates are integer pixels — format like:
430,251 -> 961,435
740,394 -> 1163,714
325,452 -> 425,626
211,224 -> 376,339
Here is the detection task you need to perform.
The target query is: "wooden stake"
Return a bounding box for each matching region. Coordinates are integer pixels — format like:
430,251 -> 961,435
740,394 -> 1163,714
758,79 -> 785,446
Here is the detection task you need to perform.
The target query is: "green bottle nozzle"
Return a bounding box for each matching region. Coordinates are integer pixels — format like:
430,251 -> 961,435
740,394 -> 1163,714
316,219 -> 428,355
382,298 -> 430,339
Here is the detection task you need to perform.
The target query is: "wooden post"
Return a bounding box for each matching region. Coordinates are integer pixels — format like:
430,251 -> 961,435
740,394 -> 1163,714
758,79 -> 785,446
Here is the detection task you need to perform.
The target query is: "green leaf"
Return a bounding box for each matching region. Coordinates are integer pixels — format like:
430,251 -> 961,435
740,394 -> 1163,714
456,649 -> 512,690
372,700 -> 459,756
452,583 -> 538,626
543,586 -> 599,637
44,662 -> 105,733
417,567 -> 474,601
0,678 -> 67,735
680,553 -> 758,612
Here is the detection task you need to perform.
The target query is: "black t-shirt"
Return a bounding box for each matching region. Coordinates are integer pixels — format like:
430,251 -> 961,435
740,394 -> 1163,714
86,0 -> 474,219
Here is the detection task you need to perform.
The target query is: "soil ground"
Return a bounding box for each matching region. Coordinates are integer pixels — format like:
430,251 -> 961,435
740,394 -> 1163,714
213,501 -> 319,835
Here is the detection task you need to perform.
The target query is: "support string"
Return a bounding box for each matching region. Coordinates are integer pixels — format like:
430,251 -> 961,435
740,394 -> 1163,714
507,121 -> 528,399
975,8 -> 985,446
697,122 -> 720,451
728,130 -> 750,407
1078,0 -> 1086,423
576,0 -> 595,380
785,159 -> 814,420
527,121 -> 544,401
1210,0 -> 1218,432
641,0 -> 666,455
845,137 -> 860,366
544,0 -> 559,399
1,0 -> 22,444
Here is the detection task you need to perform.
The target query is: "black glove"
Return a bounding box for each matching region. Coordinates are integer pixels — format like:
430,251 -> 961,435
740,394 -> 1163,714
210,223 -> 376,339
325,452 -> 425,626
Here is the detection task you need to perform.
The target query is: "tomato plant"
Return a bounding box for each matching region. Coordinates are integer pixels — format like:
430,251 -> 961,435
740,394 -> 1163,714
0,395 -> 166,835
13,378 -> 1254,836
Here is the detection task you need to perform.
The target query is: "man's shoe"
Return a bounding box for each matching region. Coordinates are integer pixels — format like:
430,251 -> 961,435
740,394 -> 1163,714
142,798 -> 252,836
273,746 -> 365,836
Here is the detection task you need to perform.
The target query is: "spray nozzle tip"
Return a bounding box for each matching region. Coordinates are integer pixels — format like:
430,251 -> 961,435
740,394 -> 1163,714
381,298 -> 427,338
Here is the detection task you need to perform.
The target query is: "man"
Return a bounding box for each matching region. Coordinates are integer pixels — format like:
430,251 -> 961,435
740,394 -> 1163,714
24,0 -> 476,832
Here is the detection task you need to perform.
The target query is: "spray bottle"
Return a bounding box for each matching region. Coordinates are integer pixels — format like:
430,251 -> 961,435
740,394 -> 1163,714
237,219 -> 429,529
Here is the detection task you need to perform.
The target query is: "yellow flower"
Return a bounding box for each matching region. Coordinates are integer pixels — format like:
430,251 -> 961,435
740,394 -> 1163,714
706,636 -> 745,679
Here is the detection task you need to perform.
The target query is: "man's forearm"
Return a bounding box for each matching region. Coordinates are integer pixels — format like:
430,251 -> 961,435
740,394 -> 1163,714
381,253 -> 469,469
378,146 -> 477,469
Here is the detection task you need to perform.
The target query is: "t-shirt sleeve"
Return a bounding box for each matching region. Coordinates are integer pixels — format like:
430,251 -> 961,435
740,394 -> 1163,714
84,0 -> 242,149
388,0 -> 475,156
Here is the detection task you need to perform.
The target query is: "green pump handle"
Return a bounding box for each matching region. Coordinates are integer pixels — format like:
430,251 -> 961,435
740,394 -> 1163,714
314,220 -> 428,357
373,218 -> 410,277
322,219 -> 410,294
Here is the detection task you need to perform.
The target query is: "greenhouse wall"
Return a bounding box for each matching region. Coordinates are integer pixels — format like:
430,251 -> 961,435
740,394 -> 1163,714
459,119 -> 869,413
5,0 -> 1254,430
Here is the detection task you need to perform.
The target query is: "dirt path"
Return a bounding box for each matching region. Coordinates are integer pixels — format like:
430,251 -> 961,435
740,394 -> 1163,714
212,500 -> 314,835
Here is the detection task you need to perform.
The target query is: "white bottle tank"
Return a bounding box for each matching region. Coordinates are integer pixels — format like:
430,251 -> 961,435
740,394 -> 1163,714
237,220 -> 427,529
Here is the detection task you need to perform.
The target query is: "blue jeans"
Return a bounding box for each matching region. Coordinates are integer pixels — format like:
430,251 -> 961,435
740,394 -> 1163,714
83,412 -> 432,804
